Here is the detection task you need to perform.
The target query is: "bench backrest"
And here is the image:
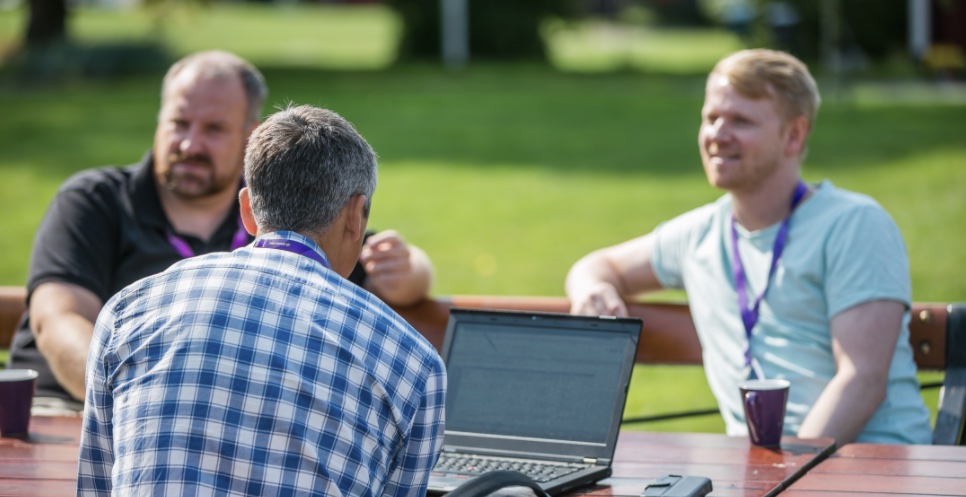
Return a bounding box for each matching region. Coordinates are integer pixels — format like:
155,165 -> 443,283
0,286 -> 25,350
0,286 -> 952,368
394,295 -> 953,369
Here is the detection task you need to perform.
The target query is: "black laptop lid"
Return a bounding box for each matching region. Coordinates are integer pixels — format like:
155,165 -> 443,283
440,308 -> 642,461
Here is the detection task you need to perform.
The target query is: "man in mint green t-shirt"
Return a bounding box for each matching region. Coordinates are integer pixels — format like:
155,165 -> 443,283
566,49 -> 931,445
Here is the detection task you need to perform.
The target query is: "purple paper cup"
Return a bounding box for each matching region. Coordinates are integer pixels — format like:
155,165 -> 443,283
738,378 -> 790,448
0,369 -> 39,436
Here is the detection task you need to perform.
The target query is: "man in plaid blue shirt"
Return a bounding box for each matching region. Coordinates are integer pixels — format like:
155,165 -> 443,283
77,105 -> 447,496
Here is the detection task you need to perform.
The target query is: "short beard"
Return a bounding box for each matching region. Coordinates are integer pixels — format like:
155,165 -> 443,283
161,152 -> 217,198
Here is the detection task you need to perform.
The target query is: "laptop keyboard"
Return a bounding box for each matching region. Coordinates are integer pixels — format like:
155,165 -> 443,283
432,453 -> 588,483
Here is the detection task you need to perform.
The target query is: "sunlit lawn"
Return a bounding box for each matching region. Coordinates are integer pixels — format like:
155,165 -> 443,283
1,3 -> 963,433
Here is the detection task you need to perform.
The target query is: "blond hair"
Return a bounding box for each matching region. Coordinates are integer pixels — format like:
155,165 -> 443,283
709,49 -> 820,127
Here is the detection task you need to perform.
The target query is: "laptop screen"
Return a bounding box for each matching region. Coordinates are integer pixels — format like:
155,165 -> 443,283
441,309 -> 641,460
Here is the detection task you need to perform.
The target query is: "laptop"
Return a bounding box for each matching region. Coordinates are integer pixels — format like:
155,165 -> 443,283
427,308 -> 642,495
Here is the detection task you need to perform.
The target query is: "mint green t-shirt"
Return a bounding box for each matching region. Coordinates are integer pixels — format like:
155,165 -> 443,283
651,180 -> 931,444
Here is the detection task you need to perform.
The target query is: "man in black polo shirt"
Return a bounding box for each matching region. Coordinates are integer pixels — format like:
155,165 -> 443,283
10,51 -> 434,412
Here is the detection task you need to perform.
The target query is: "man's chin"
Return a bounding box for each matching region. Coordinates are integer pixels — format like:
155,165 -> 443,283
163,180 -> 214,199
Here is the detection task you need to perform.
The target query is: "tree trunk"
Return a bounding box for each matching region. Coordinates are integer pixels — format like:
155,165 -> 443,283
26,0 -> 67,46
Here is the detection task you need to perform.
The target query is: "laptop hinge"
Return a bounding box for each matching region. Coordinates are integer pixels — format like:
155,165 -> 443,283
441,446 -> 604,465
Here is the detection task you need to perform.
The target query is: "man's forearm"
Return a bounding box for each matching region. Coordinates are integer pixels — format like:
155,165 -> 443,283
797,372 -> 886,446
35,313 -> 95,401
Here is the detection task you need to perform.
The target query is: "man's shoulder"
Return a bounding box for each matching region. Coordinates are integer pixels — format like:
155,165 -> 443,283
128,252 -> 440,361
344,288 -> 442,363
58,162 -> 142,196
806,181 -> 894,224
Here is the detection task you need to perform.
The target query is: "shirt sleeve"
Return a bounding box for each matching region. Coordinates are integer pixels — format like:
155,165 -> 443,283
651,203 -> 718,290
823,202 -> 911,318
380,354 -> 446,497
27,173 -> 122,304
76,299 -> 119,495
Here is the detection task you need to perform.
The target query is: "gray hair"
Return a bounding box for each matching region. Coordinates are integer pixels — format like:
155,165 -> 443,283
161,50 -> 268,125
244,105 -> 378,236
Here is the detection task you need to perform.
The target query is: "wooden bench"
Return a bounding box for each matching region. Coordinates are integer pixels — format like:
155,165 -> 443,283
0,286 -> 25,351
1,286 -> 962,444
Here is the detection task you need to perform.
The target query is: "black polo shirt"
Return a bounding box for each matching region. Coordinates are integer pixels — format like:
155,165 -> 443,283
11,152 -> 368,400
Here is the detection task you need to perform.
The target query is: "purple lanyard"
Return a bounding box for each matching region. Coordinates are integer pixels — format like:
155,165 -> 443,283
254,237 -> 331,269
731,180 -> 808,371
166,216 -> 249,259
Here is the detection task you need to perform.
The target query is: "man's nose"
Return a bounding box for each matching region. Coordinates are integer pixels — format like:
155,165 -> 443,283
178,126 -> 205,156
707,119 -> 731,142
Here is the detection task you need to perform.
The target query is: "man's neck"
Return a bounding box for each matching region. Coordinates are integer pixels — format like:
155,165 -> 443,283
158,186 -> 238,241
731,171 -> 809,232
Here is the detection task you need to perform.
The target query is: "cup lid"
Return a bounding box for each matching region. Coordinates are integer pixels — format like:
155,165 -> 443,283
738,378 -> 790,390
0,369 -> 40,382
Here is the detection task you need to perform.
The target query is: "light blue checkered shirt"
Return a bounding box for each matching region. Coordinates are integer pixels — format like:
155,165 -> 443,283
77,231 -> 446,497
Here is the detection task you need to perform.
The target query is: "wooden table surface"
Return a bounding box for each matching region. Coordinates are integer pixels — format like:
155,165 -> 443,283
0,416 -> 834,497
0,416 -> 82,497
579,431 -> 834,497
783,442 -> 966,496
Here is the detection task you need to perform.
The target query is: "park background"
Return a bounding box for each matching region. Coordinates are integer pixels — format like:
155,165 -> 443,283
1,0 -> 964,433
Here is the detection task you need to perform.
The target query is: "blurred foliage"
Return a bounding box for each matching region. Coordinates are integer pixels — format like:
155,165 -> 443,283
3,0 -> 181,83
641,0 -> 713,26
387,0 -> 581,61
757,0 -> 908,63
699,0 -> 909,64
0,39 -> 172,83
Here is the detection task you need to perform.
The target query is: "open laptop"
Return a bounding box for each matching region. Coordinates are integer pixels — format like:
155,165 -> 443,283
428,308 -> 642,495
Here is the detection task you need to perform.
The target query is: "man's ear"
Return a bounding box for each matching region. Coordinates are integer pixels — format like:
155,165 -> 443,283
784,115 -> 810,157
238,187 -> 258,236
344,194 -> 368,243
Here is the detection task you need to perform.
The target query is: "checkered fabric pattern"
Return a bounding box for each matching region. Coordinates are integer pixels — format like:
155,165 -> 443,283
77,231 -> 447,497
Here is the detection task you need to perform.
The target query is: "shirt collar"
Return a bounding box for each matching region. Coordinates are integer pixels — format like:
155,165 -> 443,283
256,231 -> 331,266
131,150 -> 168,230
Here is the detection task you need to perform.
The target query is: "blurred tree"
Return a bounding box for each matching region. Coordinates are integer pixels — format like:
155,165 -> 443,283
388,0 -> 581,61
5,0 -> 172,81
645,0 -> 713,26
25,0 -> 67,47
751,0 -> 907,63
699,0 -> 909,64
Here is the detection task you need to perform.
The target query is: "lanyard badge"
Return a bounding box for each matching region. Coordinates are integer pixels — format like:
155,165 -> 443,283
254,237 -> 331,269
731,180 -> 808,380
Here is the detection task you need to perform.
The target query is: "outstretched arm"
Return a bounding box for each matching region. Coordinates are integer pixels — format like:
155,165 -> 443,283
565,233 -> 664,316
360,230 -> 434,307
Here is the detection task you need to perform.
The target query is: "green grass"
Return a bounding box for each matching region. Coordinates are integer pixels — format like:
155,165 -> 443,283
1,3 -> 402,69
545,20 -> 745,74
1,4 -> 964,434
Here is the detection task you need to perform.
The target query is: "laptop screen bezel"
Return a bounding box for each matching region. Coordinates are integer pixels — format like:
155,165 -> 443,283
439,308 -> 642,461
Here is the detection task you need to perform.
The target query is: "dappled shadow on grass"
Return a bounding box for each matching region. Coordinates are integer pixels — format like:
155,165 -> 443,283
0,40 -> 173,87
1,63 -> 964,179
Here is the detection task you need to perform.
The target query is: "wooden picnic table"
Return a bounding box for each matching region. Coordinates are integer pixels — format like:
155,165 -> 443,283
783,442 -> 966,496
0,415 -> 835,497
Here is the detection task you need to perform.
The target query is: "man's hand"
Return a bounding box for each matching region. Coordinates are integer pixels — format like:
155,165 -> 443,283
360,230 -> 433,307
565,233 -> 663,316
569,282 -> 629,317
